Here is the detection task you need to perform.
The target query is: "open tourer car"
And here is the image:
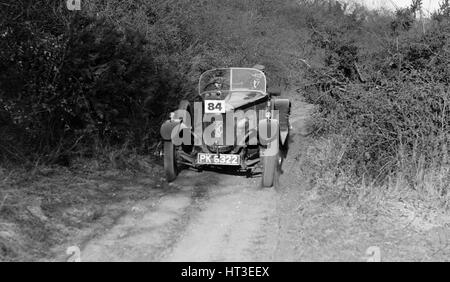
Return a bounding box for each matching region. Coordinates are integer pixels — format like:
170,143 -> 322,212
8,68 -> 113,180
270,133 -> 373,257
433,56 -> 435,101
160,67 -> 291,187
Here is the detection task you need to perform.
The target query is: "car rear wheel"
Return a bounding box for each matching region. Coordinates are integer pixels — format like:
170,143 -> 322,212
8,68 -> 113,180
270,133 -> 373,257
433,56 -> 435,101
164,141 -> 178,182
261,144 -> 280,188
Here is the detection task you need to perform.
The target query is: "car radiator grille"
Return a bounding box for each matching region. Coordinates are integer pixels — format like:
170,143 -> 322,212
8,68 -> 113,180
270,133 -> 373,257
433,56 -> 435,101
203,114 -> 235,153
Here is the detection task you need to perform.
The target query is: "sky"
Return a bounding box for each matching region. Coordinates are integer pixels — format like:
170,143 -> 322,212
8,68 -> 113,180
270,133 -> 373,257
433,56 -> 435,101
346,0 -> 442,14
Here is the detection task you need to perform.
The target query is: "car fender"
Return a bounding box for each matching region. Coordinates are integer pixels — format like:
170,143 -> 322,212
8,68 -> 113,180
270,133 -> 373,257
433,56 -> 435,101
273,98 -> 291,145
258,118 -> 279,146
160,120 -> 181,141
161,100 -> 193,143
160,120 -> 191,142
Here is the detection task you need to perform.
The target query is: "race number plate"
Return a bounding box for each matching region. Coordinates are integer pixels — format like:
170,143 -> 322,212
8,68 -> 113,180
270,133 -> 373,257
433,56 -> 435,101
197,153 -> 240,166
204,100 -> 226,114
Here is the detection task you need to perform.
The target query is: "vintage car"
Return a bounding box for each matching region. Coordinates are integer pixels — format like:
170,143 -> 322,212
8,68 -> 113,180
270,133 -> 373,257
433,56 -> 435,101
160,67 -> 291,187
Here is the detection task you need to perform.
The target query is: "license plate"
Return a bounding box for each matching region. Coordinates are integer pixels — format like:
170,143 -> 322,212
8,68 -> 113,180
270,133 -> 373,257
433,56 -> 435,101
205,100 -> 226,113
197,153 -> 240,166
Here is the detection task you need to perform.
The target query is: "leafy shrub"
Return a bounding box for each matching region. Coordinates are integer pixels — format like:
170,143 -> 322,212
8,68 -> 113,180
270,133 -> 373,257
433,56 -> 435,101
303,0 -> 450,189
0,2 -> 171,163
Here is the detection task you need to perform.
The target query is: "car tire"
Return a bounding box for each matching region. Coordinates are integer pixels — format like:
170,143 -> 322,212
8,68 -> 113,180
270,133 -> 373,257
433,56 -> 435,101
164,141 -> 178,182
176,100 -> 194,154
261,144 -> 280,188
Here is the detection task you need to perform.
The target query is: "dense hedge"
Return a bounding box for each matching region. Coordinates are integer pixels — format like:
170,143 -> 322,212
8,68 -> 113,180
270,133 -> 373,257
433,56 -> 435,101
303,1 -> 450,184
0,0 -> 310,164
0,1 -> 173,163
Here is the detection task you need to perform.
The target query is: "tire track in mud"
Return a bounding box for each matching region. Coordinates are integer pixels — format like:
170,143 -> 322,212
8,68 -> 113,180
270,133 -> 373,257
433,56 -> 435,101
163,173 -> 278,262
79,168 -> 279,261
79,171 -> 214,261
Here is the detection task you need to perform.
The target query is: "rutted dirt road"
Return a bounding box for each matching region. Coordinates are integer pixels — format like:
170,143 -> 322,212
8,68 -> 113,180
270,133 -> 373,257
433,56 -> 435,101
54,92 -> 450,262
75,94 -> 313,262
80,171 -> 279,261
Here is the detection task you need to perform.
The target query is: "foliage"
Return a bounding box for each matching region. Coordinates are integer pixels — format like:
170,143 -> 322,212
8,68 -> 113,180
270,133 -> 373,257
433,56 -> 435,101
1,0 -> 449,188
302,0 -> 450,188
0,0 -> 313,164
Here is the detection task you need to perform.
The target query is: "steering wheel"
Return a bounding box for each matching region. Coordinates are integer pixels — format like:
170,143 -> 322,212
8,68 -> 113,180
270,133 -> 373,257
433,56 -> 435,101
203,81 -> 229,92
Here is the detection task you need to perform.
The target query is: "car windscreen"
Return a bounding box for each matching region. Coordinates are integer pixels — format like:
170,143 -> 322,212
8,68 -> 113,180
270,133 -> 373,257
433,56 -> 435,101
199,68 -> 266,94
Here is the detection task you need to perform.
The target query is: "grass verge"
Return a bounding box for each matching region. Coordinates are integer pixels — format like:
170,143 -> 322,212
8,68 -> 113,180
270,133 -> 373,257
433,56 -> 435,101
0,153 -> 164,261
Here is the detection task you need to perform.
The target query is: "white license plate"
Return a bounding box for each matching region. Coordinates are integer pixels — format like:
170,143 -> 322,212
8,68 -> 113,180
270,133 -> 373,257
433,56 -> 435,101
205,100 -> 226,113
197,153 -> 240,166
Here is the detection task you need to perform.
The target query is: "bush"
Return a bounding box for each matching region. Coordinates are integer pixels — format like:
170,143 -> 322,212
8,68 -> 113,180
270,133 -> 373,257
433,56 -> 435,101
1,7 -> 165,162
303,0 -> 450,190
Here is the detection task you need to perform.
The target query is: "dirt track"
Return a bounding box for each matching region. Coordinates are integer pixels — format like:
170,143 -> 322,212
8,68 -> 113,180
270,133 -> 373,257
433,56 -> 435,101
79,172 -> 278,261
75,94 -> 313,262
58,93 -> 450,262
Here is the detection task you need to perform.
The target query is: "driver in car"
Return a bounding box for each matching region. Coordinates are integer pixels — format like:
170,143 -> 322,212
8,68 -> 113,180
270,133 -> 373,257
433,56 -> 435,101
204,76 -> 228,91
251,72 -> 264,89
250,64 -> 266,90
214,80 -> 223,89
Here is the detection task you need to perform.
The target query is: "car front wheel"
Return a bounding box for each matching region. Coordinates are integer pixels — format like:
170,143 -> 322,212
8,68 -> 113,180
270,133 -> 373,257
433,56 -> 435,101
163,141 -> 178,182
260,144 -> 280,188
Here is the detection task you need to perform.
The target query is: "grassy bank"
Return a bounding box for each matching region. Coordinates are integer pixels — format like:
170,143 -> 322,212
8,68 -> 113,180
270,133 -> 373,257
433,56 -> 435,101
0,154 -> 163,261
